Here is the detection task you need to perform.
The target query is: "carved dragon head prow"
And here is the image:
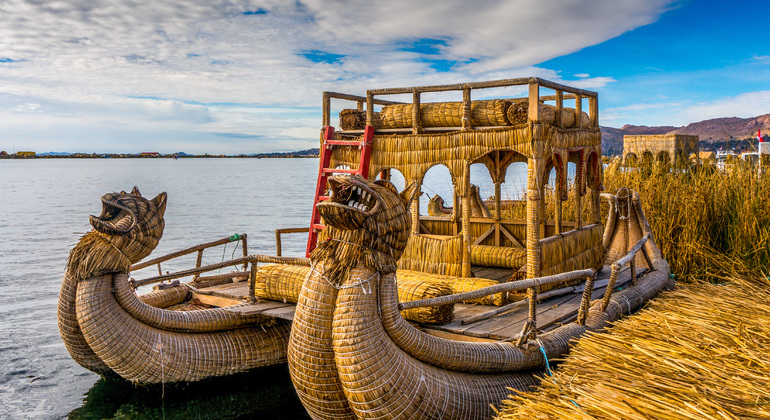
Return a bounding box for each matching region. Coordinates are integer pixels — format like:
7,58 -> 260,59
67,187 -> 167,280
312,174 -> 417,281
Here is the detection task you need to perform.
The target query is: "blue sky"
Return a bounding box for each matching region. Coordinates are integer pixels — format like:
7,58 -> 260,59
0,0 -> 768,154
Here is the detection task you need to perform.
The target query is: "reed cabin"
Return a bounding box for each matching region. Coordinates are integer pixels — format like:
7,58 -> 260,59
131,78 -> 653,345
314,77 -> 604,284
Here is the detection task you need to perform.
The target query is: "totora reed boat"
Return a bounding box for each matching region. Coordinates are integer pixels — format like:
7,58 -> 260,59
60,77 -> 671,418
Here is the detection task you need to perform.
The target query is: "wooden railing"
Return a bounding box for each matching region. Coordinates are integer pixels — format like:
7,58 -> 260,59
322,77 -> 599,134
130,234 -> 249,281
275,227 -> 310,256
595,233 -> 654,315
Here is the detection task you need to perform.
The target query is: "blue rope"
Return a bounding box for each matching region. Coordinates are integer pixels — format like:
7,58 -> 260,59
539,344 -> 552,377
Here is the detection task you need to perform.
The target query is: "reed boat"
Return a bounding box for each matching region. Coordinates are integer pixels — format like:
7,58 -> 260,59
57,188 -> 307,384
281,77 -> 672,419
59,77 -> 671,411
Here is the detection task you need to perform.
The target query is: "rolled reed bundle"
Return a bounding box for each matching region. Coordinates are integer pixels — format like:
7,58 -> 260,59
397,234 -> 463,277
254,264 -> 456,323
507,101 -> 589,128
470,245 -> 527,270
396,275 -> 454,324
397,269 -> 509,306
498,279 -> 770,419
379,99 -> 512,129
338,109 -> 383,130
253,264 -> 308,303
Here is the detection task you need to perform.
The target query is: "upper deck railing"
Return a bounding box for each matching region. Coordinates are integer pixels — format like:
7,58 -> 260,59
322,77 -> 598,134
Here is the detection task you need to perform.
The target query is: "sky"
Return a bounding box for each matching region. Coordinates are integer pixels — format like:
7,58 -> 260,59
1,0 -> 768,154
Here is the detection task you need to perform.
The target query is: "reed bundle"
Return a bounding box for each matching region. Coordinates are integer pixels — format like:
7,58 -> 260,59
397,269 -> 509,306
339,109 -> 383,130
253,264 -> 457,324
397,234 -> 463,277
604,163 -> 770,283
497,276 -> 770,419
395,275 -> 454,324
507,101 -> 589,128
379,99 -> 512,128
470,244 -> 527,270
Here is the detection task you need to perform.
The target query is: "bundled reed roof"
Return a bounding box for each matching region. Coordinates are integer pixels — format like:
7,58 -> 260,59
497,277 -> 770,419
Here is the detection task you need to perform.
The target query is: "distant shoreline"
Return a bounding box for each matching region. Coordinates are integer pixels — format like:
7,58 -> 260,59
0,148 -> 320,159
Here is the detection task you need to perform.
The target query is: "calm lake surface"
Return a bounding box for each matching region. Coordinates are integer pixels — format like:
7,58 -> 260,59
0,157 -> 535,419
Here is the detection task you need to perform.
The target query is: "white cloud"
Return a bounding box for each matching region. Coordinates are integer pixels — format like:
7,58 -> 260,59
0,0 -> 673,153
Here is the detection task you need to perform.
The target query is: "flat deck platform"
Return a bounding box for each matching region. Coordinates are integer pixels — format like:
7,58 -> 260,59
191,265 -> 634,342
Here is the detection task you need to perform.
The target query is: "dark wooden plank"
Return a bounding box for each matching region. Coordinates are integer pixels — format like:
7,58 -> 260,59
479,292 -> 579,340
261,305 -> 296,321
205,283 -> 250,300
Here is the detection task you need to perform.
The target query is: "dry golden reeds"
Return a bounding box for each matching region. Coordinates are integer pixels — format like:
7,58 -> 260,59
497,275 -> 770,419
507,101 -> 589,128
396,269 -> 509,306
253,264 -> 458,323
604,162 -> 770,283
397,234 -> 463,277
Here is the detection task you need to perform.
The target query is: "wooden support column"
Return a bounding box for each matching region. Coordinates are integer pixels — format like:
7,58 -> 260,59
322,91 -> 331,127
494,181 -> 501,246
462,194 -> 472,278
461,167 -> 472,277
366,92 -> 374,127
462,86 -> 472,130
411,180 -> 420,235
575,94 -> 583,128
555,195 -> 563,235
528,80 -> 540,122
555,90 -> 563,128
589,96 -> 598,128
526,157 -> 543,279
412,90 -> 422,135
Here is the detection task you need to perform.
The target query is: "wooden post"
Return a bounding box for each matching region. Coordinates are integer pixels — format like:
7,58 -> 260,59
555,90 -> 563,128
575,94 -> 583,128
462,86 -> 472,130
241,234 -> 248,271
526,158 -> 542,279
462,194 -> 472,278
411,180 -> 420,235
555,194 -> 562,235
412,89 -> 422,135
322,92 -> 331,127
494,181 -> 501,246
589,96 -> 598,128
356,101 -> 363,111
193,249 -> 203,282
528,80 -> 540,122
366,92 -> 374,127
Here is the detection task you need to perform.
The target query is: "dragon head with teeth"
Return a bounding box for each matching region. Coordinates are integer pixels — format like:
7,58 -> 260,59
313,174 -> 417,280
67,187 -> 167,280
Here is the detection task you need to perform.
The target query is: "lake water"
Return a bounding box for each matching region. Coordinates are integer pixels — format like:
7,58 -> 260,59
0,157 -> 538,419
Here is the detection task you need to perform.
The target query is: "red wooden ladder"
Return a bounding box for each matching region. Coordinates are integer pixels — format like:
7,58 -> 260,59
305,125 -> 374,257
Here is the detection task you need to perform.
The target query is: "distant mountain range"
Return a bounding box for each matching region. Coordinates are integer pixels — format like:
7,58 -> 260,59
601,114 -> 770,155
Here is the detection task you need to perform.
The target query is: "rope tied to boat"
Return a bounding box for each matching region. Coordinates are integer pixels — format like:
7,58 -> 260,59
536,338 -> 552,376
310,263 -> 379,295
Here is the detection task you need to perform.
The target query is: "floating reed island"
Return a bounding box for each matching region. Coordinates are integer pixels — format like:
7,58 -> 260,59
60,77 -> 674,419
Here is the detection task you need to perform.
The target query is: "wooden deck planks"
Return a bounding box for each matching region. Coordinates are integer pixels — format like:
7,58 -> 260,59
197,264 -> 638,340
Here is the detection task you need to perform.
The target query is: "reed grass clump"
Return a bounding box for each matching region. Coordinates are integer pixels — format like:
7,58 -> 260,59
496,273 -> 770,419
604,162 -> 770,282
